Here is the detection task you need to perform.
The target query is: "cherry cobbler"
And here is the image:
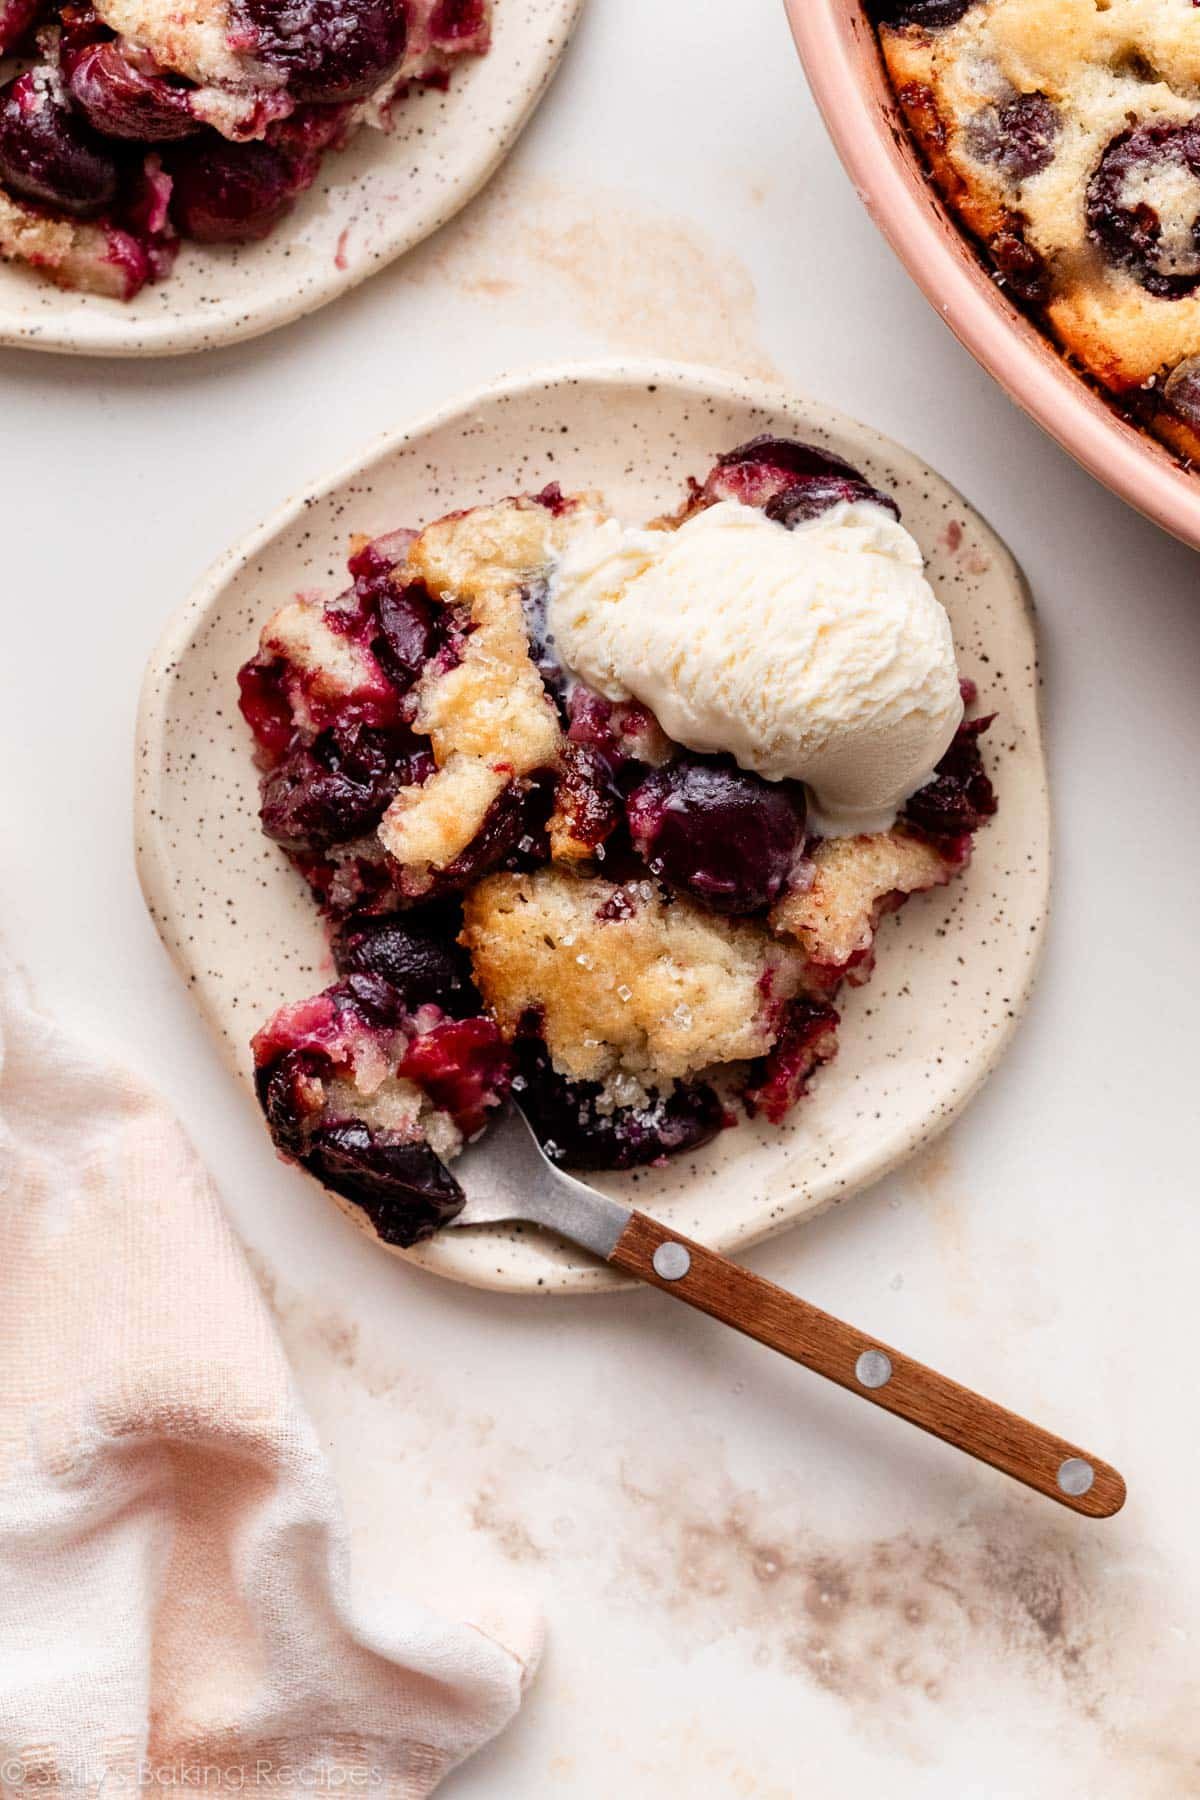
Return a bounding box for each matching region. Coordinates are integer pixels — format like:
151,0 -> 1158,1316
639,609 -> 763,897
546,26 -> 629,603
0,0 -> 488,297
239,438 -> 997,1248
872,0 -> 1200,463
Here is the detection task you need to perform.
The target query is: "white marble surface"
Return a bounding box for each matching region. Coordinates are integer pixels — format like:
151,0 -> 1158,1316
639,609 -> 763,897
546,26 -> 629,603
2,0 -> 1198,1791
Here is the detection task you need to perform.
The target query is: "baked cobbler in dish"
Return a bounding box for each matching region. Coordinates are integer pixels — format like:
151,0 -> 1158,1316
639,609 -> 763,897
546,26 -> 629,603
240,439 -> 997,1246
0,0 -> 488,297
872,0 -> 1200,463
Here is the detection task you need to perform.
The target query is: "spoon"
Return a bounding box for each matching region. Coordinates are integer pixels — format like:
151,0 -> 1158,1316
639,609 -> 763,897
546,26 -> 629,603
449,1109 -> 1125,1519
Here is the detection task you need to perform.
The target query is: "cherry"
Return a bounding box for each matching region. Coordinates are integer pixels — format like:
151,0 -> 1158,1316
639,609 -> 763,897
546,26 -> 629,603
337,535 -> 440,695
331,969 -> 409,1028
0,69 -> 121,216
987,218 -> 1050,304
256,1047 -> 323,1157
269,100 -> 349,161
237,0 -> 408,104
165,134 -> 309,243
903,715 -> 996,838
0,0 -> 43,56
515,1041 -> 725,1171
375,583 -> 438,690
564,689 -> 622,758
305,1122 -> 465,1243
259,725 -> 418,851
866,0 -> 976,23
965,93 -> 1058,180
704,436 -> 900,525
744,998 -> 840,1125
333,908 -> 479,1013
400,1016 -> 511,1138
1087,123 -> 1200,299
626,756 -> 806,915
65,39 -> 198,141
765,476 -> 894,527
430,0 -> 487,43
347,528 -> 415,588
410,779 -> 553,899
237,660 -> 294,759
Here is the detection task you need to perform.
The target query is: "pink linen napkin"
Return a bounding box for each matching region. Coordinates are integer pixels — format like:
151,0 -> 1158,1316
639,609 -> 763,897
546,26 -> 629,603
0,951 -> 540,1797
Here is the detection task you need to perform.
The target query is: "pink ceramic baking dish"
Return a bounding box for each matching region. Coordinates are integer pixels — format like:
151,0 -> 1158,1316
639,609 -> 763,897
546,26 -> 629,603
784,0 -> 1200,551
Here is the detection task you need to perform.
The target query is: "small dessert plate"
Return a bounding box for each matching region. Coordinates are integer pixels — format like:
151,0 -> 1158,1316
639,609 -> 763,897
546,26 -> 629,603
135,360 -> 1050,1294
0,0 -> 581,358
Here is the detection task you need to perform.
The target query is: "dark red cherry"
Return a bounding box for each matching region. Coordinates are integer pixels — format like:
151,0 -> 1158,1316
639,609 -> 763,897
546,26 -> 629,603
987,218 -> 1050,304
0,69 -> 121,216
744,998 -> 840,1125
333,908 -> 479,1013
238,660 -> 294,759
903,715 -> 996,838
430,0 -> 487,42
626,757 -> 806,915
65,39 -> 198,141
375,583 -> 438,690
237,0 -> 408,103
343,541 -> 436,693
0,0 -> 43,55
563,689 -> 620,756
1087,123 -> 1200,299
401,1017 -> 511,1138
410,779 -> 553,899
259,725 -> 418,851
255,1047 -> 323,1157
705,436 -> 900,525
305,1121 -> 465,1244
764,474 -> 898,528
347,527 -> 415,588
330,969 -> 409,1028
165,135 -> 307,243
965,93 -> 1058,180
515,1041 -> 726,1171
269,100 -> 350,161
866,0 -> 976,23
258,744 -> 369,850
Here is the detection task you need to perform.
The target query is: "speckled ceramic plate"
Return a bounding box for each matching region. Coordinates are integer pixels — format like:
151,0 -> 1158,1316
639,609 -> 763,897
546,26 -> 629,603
135,360 -> 1050,1294
0,0 -> 581,357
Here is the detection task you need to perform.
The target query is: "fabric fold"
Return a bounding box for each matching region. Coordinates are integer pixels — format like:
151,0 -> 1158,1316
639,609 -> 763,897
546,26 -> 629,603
0,953 -> 539,1799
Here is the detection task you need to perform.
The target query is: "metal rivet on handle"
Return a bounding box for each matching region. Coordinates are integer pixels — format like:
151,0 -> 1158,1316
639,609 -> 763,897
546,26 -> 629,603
855,1349 -> 893,1389
652,1241 -> 691,1281
1057,1457 -> 1095,1498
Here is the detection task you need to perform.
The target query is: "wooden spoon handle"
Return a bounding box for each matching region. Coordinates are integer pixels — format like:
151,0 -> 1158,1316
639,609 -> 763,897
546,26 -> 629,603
608,1211 -> 1125,1519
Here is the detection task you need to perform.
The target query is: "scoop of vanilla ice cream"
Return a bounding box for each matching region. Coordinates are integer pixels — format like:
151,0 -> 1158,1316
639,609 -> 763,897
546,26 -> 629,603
547,498 -> 963,835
